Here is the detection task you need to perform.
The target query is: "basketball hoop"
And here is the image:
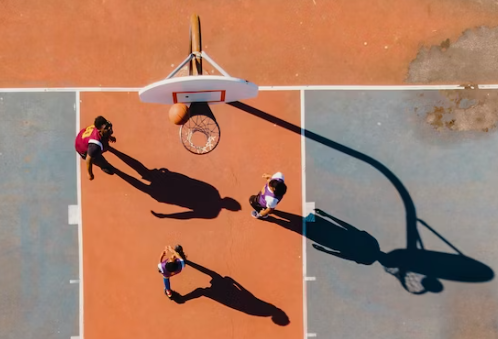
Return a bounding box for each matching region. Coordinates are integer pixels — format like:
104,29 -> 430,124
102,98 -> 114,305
179,102 -> 220,155
138,14 -> 259,154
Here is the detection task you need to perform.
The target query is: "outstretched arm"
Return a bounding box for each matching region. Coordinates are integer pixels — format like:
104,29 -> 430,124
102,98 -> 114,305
151,210 -> 200,220
85,155 -> 94,180
167,245 -> 183,261
314,209 -> 358,232
262,173 -> 272,180
312,244 -> 343,256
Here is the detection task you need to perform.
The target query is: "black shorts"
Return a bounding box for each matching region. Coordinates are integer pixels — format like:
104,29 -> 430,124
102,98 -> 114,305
77,142 -> 105,161
249,194 -> 265,212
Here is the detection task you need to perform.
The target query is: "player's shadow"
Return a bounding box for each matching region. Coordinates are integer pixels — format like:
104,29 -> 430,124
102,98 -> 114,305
267,209 -> 381,266
107,146 -> 241,219
228,101 -> 494,294
228,101 -> 419,250
171,260 -> 290,326
267,209 -> 494,294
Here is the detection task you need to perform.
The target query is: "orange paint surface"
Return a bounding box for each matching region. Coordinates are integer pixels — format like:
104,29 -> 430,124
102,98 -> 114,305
5,2 -> 498,338
80,91 -> 303,339
1,1 -> 498,87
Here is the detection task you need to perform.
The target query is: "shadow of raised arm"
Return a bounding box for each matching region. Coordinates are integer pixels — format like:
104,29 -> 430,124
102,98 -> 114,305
315,208 -> 359,232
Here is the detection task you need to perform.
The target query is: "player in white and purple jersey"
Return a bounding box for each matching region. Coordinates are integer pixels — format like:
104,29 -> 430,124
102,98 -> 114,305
249,172 -> 287,219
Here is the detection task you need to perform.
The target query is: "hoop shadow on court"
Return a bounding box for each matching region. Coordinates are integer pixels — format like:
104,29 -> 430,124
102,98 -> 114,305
266,209 -> 493,294
171,260 -> 290,326
107,146 -> 241,219
227,101 -> 494,294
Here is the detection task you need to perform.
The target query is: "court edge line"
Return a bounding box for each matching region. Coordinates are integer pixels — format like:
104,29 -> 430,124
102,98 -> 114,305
260,84 -> 488,90
300,89 -> 308,339
75,91 -> 84,339
1,84 -> 498,93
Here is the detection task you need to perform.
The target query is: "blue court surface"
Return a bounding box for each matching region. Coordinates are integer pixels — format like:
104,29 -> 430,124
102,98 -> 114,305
0,92 -> 79,339
302,89 -> 498,339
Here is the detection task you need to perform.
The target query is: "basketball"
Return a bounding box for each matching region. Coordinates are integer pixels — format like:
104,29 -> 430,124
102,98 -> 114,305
169,103 -> 190,125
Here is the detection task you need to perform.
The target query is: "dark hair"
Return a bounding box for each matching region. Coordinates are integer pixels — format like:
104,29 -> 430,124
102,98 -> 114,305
174,245 -> 187,260
269,179 -> 287,196
165,261 -> 179,272
94,116 -> 109,129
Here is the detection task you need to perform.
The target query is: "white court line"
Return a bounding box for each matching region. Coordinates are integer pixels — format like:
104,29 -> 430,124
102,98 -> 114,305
258,84 -> 487,91
0,84 -> 498,93
68,205 -> 79,225
0,87 -> 141,92
1,82 -> 495,339
75,91 -> 84,339
304,202 -> 316,223
300,89 -> 309,339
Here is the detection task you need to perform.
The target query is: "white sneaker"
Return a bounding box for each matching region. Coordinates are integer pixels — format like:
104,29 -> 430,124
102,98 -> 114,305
251,210 -> 268,219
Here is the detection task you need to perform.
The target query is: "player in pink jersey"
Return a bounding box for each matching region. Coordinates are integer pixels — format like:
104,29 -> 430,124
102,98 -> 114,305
75,116 -> 116,180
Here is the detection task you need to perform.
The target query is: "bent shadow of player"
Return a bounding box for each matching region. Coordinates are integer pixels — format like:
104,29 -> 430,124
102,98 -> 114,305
172,260 -> 290,326
107,146 -> 241,219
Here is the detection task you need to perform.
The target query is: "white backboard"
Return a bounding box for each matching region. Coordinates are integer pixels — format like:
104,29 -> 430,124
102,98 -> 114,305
139,75 -> 259,105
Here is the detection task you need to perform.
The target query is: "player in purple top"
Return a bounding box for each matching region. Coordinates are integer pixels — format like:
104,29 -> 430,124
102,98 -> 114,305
249,172 -> 287,219
158,245 -> 186,299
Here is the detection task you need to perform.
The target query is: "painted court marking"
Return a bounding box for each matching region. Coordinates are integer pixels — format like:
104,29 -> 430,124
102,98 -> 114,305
300,89 -> 309,339
68,205 -> 79,225
75,91 -> 84,339
0,84 -> 498,93
2,84 -> 497,339
304,202 -> 316,222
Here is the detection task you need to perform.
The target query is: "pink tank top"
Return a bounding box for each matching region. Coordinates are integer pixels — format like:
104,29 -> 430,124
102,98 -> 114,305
75,125 -> 103,154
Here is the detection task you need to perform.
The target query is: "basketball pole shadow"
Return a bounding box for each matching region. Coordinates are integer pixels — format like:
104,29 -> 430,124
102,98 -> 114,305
228,101 -> 420,251
227,101 -> 494,293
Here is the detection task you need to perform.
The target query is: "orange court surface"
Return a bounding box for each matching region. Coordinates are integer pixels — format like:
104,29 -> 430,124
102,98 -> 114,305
2,2 -> 498,339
